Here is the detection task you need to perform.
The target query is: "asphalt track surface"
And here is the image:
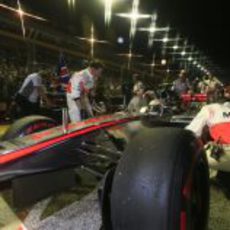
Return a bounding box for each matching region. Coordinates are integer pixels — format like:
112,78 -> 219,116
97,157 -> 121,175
1,125 -> 230,229
209,186 -> 230,230
1,182 -> 229,230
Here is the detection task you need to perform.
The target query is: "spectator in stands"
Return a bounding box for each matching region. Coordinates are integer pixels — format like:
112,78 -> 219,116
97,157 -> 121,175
127,75 -> 147,113
198,75 -> 222,102
66,60 -> 104,122
122,71 -> 135,108
198,76 -> 209,94
171,69 -> 190,96
15,69 -> 52,116
191,77 -> 201,94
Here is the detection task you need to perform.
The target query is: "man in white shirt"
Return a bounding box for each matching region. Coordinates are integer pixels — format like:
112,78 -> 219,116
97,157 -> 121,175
127,79 -> 147,114
186,85 -> 230,173
66,60 -> 104,122
16,70 -> 51,116
172,70 -> 190,96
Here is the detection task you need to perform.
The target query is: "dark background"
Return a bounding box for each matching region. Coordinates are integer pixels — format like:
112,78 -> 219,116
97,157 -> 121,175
1,0 -> 229,80
151,0 -> 230,79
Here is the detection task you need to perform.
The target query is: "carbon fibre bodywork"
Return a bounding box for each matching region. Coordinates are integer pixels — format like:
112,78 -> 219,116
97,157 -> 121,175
0,114 -> 141,182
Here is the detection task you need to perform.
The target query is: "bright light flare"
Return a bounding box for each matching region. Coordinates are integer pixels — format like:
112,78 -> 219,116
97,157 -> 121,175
0,1 -> 46,38
173,58 -> 190,61
200,67 -> 205,71
77,37 -> 108,44
90,25 -> 95,58
104,0 -> 113,25
116,0 -> 151,39
170,51 -> 199,56
142,62 -> 165,67
67,0 -> 76,8
0,3 -> 47,21
138,13 -> 170,47
138,26 -> 169,33
76,25 -> 109,58
117,36 -> 124,44
103,0 -> 121,26
161,59 -> 167,65
17,0 -> 25,38
181,51 -> 186,56
163,37 -> 168,43
117,49 -> 142,69
167,34 -> 181,51
116,53 -> 143,58
142,62 -> 156,76
142,55 -> 156,67
166,44 -> 194,50
153,36 -> 180,43
173,45 -> 179,50
139,13 -> 157,48
18,8 -> 24,16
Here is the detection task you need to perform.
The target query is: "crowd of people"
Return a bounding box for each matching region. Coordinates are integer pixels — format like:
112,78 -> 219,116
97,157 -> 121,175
0,51 -> 226,124
171,69 -> 223,102
2,52 -> 230,191
125,69 -> 224,116
0,59 -> 27,104
0,57 -> 116,121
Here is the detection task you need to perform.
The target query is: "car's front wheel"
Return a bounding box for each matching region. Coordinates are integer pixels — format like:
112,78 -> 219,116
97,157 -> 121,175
109,127 -> 209,230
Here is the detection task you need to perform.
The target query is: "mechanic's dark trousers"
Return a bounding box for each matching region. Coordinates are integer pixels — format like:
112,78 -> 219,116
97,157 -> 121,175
15,94 -> 40,117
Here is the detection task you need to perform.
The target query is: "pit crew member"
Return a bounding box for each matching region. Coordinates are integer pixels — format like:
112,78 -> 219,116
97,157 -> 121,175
186,84 -> 230,174
66,60 -> 103,122
16,69 -> 52,116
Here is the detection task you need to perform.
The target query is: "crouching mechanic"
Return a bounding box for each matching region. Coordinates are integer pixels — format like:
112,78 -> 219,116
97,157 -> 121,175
66,60 -> 104,122
186,84 -> 230,177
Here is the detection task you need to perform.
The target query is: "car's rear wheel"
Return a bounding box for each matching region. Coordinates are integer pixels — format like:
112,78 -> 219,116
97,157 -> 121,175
109,127 -> 209,230
1,115 -> 57,140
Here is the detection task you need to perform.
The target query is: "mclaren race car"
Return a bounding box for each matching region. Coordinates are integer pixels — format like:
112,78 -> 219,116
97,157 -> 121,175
0,110 -> 209,230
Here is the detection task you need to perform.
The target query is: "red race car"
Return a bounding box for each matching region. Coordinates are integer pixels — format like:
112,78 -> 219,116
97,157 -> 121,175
0,113 -> 209,230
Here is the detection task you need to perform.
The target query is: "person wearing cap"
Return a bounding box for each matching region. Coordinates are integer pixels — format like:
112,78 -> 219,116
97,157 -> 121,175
66,60 -> 104,122
186,84 -> 230,177
15,69 -> 52,116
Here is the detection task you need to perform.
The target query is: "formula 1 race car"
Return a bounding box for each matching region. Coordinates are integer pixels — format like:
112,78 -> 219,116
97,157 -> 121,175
0,113 -> 209,230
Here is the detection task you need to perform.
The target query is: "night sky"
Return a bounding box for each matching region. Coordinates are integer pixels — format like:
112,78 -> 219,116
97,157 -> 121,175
2,0 -> 230,79
151,0 -> 230,77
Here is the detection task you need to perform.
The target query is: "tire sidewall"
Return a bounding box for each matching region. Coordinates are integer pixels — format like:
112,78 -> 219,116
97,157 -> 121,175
109,127 -> 209,230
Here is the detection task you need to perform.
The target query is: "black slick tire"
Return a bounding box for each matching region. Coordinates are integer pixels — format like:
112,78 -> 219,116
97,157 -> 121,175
110,127 -> 209,230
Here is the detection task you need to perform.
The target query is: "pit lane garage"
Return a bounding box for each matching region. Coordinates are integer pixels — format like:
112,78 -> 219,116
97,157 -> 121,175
0,103 -> 229,229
